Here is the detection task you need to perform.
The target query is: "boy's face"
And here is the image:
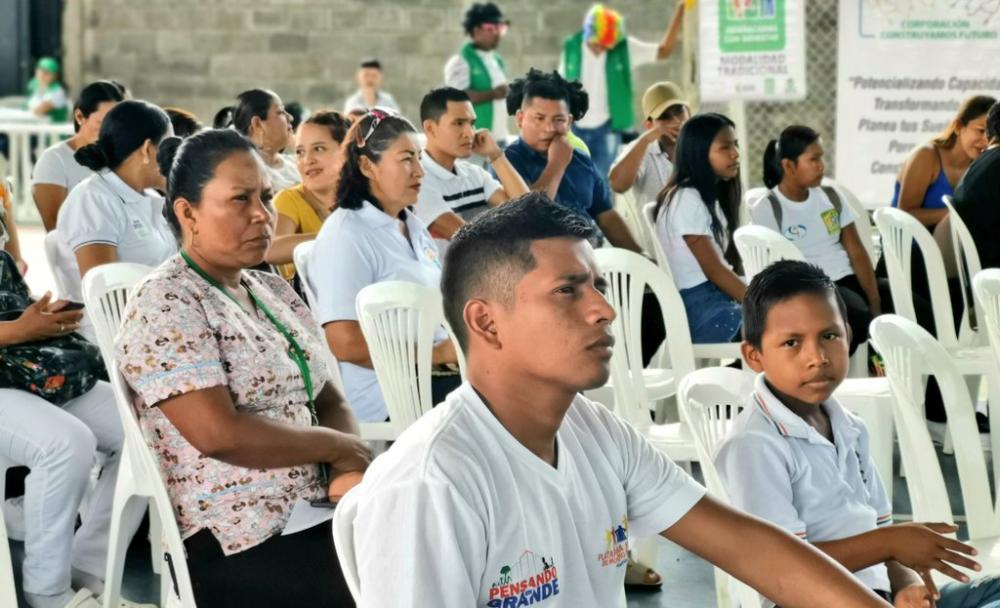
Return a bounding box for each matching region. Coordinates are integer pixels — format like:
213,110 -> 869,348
741,291 -> 850,406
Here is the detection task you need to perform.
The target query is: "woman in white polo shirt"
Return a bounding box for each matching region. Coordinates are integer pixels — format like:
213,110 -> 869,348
750,125 -> 881,354
32,80 -> 128,232
58,100 -> 177,298
308,109 -> 460,422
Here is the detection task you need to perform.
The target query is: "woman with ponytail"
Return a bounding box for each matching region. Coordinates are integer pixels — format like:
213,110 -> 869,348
56,99 -> 176,299
307,109 -> 460,423
228,89 -> 299,190
654,112 -> 745,343
117,128 -> 367,607
750,125 -> 882,354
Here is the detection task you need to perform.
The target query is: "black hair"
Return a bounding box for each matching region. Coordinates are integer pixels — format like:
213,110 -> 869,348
742,260 -> 848,349
359,59 -> 383,71
165,107 -> 204,139
337,111 -> 417,210
230,88 -> 279,136
212,105 -> 234,129
74,100 -> 171,171
72,80 -> 127,133
463,2 -> 506,35
505,68 -> 589,121
285,101 -> 305,131
420,87 -> 471,123
302,109 -> 351,144
987,101 -> 1000,142
156,129 -> 258,237
442,192 -> 597,350
762,125 -> 821,189
654,113 -> 742,264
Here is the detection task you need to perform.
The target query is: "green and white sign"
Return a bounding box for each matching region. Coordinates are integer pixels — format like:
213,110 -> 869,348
700,0 -> 806,101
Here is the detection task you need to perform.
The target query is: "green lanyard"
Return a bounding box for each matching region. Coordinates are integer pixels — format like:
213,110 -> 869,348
180,250 -> 329,484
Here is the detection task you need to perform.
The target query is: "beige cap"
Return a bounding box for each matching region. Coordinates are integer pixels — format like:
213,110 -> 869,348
641,81 -> 687,121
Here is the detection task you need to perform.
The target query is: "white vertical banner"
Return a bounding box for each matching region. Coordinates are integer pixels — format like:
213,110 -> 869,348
835,1 -> 1000,207
699,0 -> 807,102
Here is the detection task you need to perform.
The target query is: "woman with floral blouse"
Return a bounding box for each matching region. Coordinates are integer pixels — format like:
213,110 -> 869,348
116,128 -> 369,607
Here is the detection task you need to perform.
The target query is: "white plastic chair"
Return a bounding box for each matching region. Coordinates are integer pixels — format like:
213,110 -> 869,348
641,201 -> 741,364
971,269 -> 1000,487
870,314 -> 1000,584
613,188 -> 655,257
593,248 -> 698,461
942,195 -> 983,339
740,187 -> 767,228
733,224 -> 806,281
0,475 -> 16,607
81,264 -> 197,608
355,281 -> 465,436
332,490 -> 361,601
678,368 -> 764,608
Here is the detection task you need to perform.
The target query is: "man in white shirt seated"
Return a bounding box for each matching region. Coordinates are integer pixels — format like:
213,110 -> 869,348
340,193 -> 893,608
608,81 -> 690,206
413,87 -> 528,241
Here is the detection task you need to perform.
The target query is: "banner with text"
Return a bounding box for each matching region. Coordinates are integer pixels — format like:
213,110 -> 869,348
835,1 -> 1000,206
699,0 -> 807,102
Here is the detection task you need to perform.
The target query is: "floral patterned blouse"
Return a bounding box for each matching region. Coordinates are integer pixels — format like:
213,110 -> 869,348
116,254 -> 330,555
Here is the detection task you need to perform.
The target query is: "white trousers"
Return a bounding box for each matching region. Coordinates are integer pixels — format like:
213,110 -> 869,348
0,382 -> 141,595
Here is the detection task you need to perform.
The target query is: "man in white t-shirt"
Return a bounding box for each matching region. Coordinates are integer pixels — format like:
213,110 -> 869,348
340,194 -> 893,608
414,87 -> 528,241
559,3 -> 685,179
609,81 -> 690,207
443,3 -> 511,142
342,59 -> 400,114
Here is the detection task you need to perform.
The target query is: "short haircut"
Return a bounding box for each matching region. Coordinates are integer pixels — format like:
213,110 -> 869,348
463,2 -> 506,35
441,193 -> 597,350
987,101 -> 1000,141
359,58 -> 382,71
420,87 -> 471,123
742,260 -> 848,349
505,68 -> 589,121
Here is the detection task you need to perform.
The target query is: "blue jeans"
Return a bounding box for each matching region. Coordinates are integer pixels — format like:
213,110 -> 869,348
572,120 -> 618,179
937,575 -> 1000,608
679,281 -> 742,344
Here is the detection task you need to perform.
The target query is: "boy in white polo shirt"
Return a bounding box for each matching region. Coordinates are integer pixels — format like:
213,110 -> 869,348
414,87 -> 528,241
341,195 -> 894,607
716,260 -> 999,608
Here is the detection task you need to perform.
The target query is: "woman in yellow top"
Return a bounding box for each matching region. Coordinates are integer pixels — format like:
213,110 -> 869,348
266,110 -> 352,279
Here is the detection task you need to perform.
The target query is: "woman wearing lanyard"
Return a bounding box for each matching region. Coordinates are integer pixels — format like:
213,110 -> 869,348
116,129 -> 370,607
308,110 -> 461,424
57,100 -> 178,298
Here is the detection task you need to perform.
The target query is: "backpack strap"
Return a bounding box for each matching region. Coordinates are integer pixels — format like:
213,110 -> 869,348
766,191 -> 783,229
820,185 -> 844,216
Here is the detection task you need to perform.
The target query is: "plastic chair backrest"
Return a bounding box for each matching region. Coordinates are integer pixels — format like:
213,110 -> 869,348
332,493 -> 361,600
594,248 -> 696,431
293,241 -> 319,308
615,188 -> 655,256
733,225 -> 806,281
822,178 -> 877,267
355,281 -> 451,429
641,201 -> 671,275
942,195 -> 983,340
81,264 -> 197,605
873,207 -> 962,347
740,187 -> 767,228
43,230 -> 83,300
974,269 -> 1000,373
869,315 -> 1000,540
0,495 -> 16,608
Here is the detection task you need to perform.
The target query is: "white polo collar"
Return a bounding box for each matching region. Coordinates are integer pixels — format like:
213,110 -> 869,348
751,373 -> 861,447
97,169 -> 148,205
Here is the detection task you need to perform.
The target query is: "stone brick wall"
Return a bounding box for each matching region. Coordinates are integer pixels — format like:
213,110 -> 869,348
66,0 -> 687,129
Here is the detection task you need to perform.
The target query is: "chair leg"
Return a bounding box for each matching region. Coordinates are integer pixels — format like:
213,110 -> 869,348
149,507 -> 162,575
102,493 -> 148,608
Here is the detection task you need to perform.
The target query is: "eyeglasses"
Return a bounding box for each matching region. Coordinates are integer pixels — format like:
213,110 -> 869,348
356,108 -> 395,148
480,22 -> 509,35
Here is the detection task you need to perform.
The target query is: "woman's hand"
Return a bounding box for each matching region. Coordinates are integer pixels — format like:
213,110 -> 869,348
328,432 -> 373,476
7,292 -> 83,344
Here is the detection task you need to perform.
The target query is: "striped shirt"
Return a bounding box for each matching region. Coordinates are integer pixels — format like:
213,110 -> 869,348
413,151 -> 502,227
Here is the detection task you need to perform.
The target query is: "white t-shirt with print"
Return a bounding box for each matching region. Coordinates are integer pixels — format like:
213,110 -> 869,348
414,151 -> 502,226
444,50 -> 509,141
560,36 -> 659,129
748,187 -> 856,281
32,141 -> 93,191
343,383 -> 706,607
656,187 -> 731,290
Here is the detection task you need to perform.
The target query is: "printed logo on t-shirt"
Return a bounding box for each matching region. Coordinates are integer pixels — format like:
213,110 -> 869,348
783,224 -> 807,241
486,550 -> 560,607
821,209 -> 841,235
597,515 -> 630,568
131,218 -> 151,238
424,246 -> 441,268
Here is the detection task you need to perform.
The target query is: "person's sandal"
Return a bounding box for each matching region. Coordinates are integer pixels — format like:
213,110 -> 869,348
624,557 -> 663,590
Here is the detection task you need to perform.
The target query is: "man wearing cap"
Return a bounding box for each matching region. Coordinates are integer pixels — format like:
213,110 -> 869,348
26,57 -> 70,123
444,3 -> 511,143
609,81 -> 690,205
559,2 -> 685,179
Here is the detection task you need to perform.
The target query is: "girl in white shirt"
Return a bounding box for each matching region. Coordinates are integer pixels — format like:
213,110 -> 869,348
654,112 -> 745,343
752,125 -> 881,354
32,80 -> 128,231
59,100 -> 177,293
225,89 -> 300,191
